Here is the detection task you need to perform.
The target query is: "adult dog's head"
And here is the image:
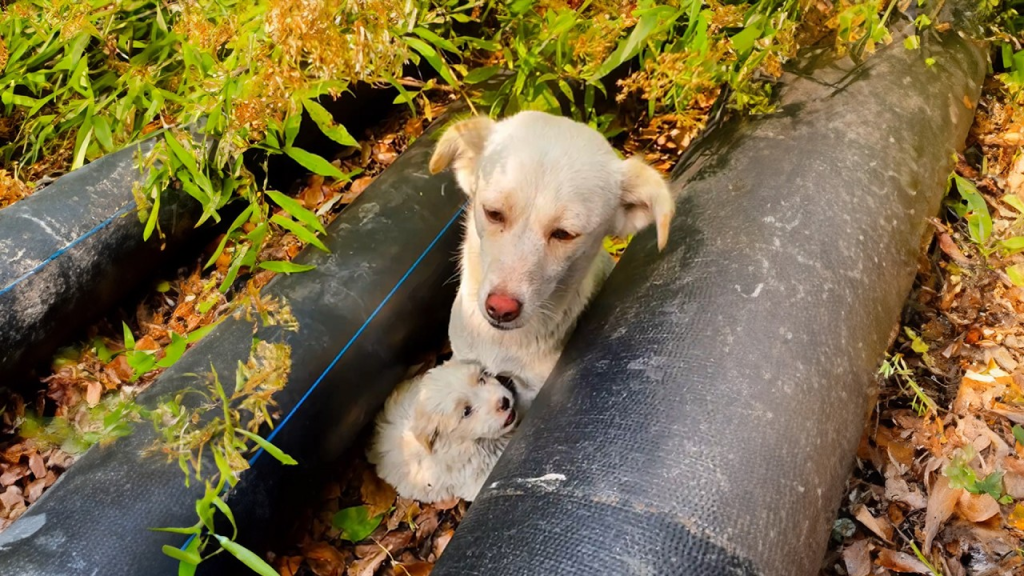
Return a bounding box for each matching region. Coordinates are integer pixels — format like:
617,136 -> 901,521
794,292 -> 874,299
430,111 -> 674,331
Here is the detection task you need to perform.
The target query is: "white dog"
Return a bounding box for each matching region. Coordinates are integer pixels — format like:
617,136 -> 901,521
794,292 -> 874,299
367,360 -> 519,503
429,111 -> 675,412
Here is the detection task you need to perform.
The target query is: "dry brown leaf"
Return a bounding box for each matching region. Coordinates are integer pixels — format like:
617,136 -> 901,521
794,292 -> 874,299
842,539 -> 871,576
1007,503 -> 1024,531
937,232 -> 970,265
0,487 -> 24,511
85,381 -> 102,406
924,475 -> 962,551
388,498 -> 419,531
854,505 -> 893,542
394,561 -> 432,576
303,542 -> 347,576
275,555 -> 303,576
28,453 -> 45,480
414,507 -> 441,541
957,491 -> 1000,523
876,426 -> 916,467
361,469 -> 397,518
875,548 -> 931,573
431,528 -> 454,560
0,465 -> 26,487
346,547 -> 386,576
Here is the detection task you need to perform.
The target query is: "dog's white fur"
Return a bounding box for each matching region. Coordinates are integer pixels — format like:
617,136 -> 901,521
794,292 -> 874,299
430,111 -> 675,412
368,360 -> 518,503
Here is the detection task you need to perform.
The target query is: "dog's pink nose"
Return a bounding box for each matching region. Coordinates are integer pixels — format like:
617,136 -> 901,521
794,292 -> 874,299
485,293 -> 521,323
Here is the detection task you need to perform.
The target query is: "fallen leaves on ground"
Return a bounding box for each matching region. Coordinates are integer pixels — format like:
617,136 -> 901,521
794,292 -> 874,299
268,450 -> 467,576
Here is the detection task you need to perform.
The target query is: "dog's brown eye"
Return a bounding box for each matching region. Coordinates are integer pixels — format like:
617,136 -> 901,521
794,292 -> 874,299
484,208 -> 505,224
463,405 -> 473,418
550,229 -> 578,241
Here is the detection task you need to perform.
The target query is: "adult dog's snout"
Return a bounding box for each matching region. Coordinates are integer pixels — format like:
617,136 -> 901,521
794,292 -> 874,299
499,396 -> 511,411
485,293 -> 521,324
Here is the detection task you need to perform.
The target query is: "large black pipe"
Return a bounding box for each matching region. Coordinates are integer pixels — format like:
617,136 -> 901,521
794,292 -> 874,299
0,85 -> 397,382
431,22 -> 987,576
0,119 -> 463,574
0,140 -> 201,379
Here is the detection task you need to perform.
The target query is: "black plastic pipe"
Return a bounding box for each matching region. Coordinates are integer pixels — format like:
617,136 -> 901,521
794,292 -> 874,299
0,85 -> 397,381
0,140 -> 201,379
0,119 -> 463,575
431,23 -> 987,576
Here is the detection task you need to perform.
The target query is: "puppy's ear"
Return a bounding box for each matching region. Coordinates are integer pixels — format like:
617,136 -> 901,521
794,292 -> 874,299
617,157 -> 676,252
429,115 -> 495,196
412,412 -> 441,454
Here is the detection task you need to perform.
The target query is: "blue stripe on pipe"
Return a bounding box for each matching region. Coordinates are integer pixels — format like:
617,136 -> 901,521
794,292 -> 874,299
180,202 -> 465,552
0,202 -> 135,297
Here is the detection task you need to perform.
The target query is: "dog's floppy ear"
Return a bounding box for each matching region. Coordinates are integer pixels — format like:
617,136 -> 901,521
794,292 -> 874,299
411,411 -> 441,454
617,157 -> 676,251
429,115 -> 495,195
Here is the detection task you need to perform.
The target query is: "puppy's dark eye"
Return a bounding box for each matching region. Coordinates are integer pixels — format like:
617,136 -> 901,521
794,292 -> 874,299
484,208 -> 505,224
550,228 -> 578,241
463,405 -> 473,418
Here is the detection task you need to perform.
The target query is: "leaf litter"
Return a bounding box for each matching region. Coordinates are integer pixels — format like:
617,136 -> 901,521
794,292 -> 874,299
0,98 -> 444,533
820,76 -> 1024,575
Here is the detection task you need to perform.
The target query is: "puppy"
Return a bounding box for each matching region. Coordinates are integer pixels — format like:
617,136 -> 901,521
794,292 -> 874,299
429,111 -> 675,412
368,360 -> 518,503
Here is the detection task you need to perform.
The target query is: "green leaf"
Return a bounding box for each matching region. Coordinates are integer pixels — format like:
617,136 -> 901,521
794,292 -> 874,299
178,537 -> 201,576
212,496 -> 238,537
464,66 -> 502,84
1009,264 -> 1024,287
122,322 -> 136,350
213,535 -> 278,576
94,338 -> 114,363
236,429 -> 297,465
71,125 -> 94,171
1004,194 -> 1024,213
271,214 -> 329,252
150,521 -> 203,535
186,320 -> 220,344
332,505 -> 384,542
903,35 -> 920,50
1000,237 -> 1024,254
412,27 -> 460,54
164,133 -> 212,194
1013,425 -> 1024,448
283,112 -> 301,148
302,99 -> 359,147
266,189 -> 326,235
283,146 -> 346,180
93,116 -> 114,151
731,17 -> 765,57
161,544 -> 201,566
204,205 -> 254,269
143,189 -> 160,241
974,471 -> 1004,499
903,327 -> 929,354
259,261 -> 316,274
951,173 -> 992,245
156,332 -> 188,368
403,36 -> 458,86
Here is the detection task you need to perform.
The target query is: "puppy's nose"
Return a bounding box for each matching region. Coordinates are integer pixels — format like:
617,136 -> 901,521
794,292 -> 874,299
499,396 -> 511,411
485,293 -> 521,323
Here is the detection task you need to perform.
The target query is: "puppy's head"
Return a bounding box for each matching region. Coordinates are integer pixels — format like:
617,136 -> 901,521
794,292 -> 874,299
411,361 -> 518,453
430,111 -> 675,330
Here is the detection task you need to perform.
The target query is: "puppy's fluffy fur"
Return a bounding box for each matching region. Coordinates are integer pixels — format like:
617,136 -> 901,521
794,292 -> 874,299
368,360 -> 518,503
430,111 -> 675,412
